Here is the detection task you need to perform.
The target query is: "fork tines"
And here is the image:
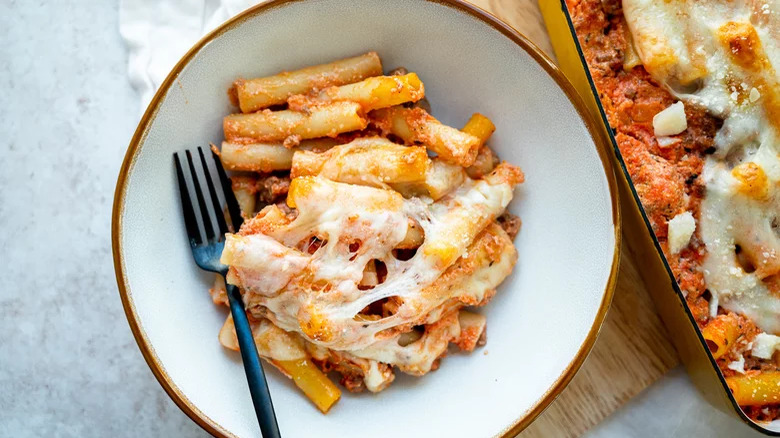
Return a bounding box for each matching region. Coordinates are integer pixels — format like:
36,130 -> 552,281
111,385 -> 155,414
174,147 -> 243,245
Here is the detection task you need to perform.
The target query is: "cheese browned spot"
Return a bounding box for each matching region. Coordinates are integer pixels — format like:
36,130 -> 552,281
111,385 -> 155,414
732,162 -> 769,200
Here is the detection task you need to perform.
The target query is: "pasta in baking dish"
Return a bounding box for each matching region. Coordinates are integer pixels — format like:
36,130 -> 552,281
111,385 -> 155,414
567,0 -> 779,421
210,52 -> 524,413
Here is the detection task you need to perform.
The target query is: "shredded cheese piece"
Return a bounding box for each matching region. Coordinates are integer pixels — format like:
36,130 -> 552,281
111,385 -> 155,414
752,333 -> 780,360
667,211 -> 696,254
727,354 -> 746,374
653,102 -> 687,137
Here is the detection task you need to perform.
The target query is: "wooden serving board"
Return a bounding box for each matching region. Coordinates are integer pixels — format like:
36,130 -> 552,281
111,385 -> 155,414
465,1 -> 681,436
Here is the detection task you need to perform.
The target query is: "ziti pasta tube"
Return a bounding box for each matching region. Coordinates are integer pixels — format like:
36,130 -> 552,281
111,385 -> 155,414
370,106 -> 481,167
223,101 -> 367,143
462,113 -> 498,178
461,113 -> 495,146
422,163 -> 523,268
465,145 -> 499,179
397,218 -> 424,249
422,222 -> 517,316
309,73 -> 424,111
285,176 -> 422,247
700,313 -> 742,359
392,158 -> 466,201
234,52 -> 382,113
218,138 -> 338,172
231,175 -> 258,219
218,315 -> 342,413
286,175 -> 405,211
273,359 -> 341,414
291,136 -> 428,187
726,372 -> 780,406
455,310 -> 487,351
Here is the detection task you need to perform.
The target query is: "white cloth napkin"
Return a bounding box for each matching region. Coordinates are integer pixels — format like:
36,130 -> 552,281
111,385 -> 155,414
119,0 -> 264,113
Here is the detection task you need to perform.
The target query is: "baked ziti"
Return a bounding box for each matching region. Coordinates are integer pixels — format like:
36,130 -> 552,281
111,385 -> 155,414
210,52 -> 524,413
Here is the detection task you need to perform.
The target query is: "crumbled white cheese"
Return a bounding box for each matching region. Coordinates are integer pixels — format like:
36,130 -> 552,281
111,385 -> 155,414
727,354 -> 746,374
668,211 -> 696,253
653,102 -> 688,136
656,136 -> 680,148
709,291 -> 719,318
752,333 -> 780,359
749,87 -> 761,103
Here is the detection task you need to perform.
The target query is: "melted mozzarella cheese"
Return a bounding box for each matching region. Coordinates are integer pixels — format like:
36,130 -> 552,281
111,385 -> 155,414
351,312 -> 461,376
222,233 -> 309,296
223,164 -> 520,354
624,0 -> 780,334
348,223 -> 516,373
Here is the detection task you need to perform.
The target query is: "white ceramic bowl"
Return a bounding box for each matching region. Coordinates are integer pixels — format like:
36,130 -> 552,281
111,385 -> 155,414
113,1 -> 620,437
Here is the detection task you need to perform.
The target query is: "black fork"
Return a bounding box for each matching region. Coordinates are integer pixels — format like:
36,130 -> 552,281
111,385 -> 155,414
174,147 -> 281,438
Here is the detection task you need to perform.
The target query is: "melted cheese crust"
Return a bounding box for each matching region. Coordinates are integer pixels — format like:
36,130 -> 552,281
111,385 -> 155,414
623,0 -> 780,333
221,164 -> 521,366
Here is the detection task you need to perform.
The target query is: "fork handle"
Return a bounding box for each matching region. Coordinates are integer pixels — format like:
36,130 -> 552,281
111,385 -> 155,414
227,283 -> 282,438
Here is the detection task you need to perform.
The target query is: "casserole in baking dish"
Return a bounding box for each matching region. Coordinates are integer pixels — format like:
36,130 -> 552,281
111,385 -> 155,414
541,0 -> 780,434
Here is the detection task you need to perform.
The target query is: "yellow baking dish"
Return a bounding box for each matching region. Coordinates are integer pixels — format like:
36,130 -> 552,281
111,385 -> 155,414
538,1 -> 779,435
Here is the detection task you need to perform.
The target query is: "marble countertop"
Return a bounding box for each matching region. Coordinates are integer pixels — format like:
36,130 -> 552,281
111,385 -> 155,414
0,1 -> 765,437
